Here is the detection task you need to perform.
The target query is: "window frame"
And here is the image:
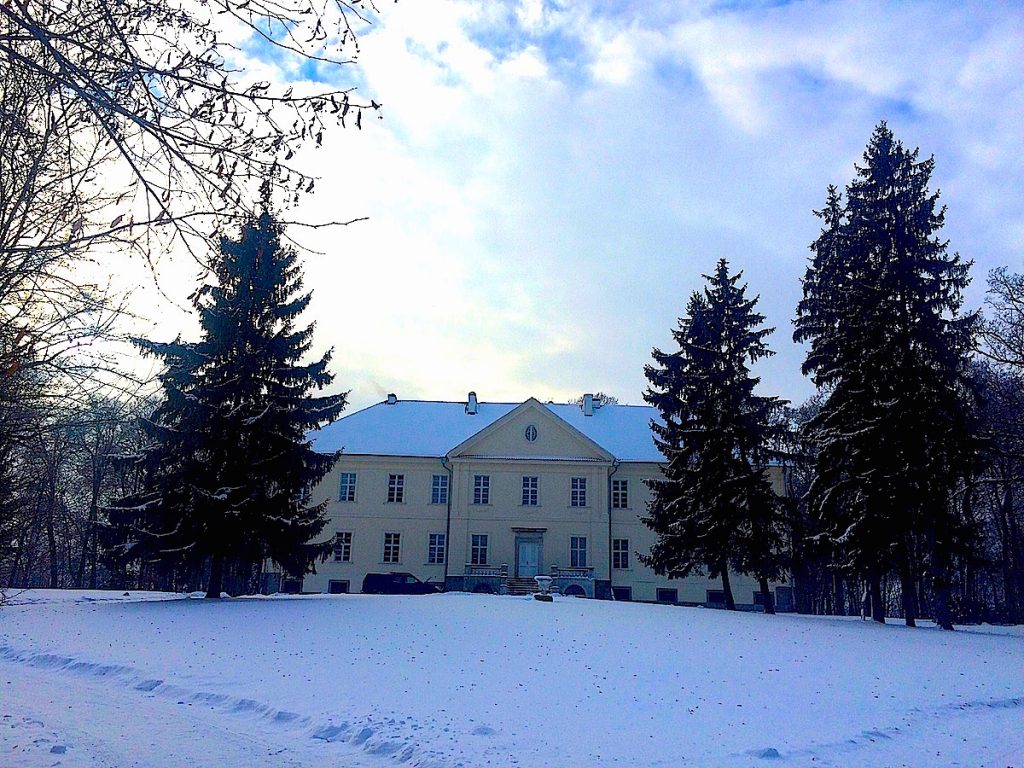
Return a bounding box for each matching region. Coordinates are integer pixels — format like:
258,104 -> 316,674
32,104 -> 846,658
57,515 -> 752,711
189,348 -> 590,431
657,588 -> 678,604
387,474 -> 405,504
470,534 -> 489,565
570,535 -> 588,568
521,475 -> 539,506
339,472 -> 357,502
430,474 -> 449,505
333,531 -> 352,563
473,474 -> 490,505
428,532 -> 446,565
570,477 -> 587,507
612,538 -> 629,569
706,589 -> 726,605
611,478 -> 628,509
383,531 -> 401,563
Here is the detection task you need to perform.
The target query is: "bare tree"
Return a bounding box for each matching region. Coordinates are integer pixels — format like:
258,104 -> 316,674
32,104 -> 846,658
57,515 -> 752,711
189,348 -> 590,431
982,268 -> 1024,370
0,0 -> 381,262
0,0 -> 383,589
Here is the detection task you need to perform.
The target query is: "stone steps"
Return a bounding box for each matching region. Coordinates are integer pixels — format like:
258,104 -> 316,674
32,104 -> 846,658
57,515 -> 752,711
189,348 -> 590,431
505,577 -> 541,596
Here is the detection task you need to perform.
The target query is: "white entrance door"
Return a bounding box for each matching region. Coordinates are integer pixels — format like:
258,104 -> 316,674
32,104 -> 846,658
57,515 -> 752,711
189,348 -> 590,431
517,541 -> 540,578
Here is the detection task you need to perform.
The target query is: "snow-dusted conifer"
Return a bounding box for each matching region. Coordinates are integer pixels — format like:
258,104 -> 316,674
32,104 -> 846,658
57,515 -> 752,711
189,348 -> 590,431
106,205 -> 345,597
794,123 -> 978,628
643,259 -> 786,612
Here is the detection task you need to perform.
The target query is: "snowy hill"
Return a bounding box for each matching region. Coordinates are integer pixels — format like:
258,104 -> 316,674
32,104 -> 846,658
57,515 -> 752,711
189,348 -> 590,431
2,590 -> 1022,767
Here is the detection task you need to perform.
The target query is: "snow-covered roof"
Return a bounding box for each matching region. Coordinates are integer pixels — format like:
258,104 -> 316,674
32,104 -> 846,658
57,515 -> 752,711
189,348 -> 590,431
309,399 -> 665,463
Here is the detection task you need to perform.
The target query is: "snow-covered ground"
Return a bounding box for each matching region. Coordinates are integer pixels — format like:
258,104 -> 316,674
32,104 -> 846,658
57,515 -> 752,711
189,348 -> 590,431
2,590 -> 1022,768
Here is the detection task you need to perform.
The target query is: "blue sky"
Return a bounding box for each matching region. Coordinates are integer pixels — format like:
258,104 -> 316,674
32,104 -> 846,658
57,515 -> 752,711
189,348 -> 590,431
154,0 -> 1024,412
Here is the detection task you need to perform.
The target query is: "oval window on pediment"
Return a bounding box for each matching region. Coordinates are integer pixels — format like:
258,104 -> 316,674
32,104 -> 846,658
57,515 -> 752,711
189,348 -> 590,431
524,424 -> 538,443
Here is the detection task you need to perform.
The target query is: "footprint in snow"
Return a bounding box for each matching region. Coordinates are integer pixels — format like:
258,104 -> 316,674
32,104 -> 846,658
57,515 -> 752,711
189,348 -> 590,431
471,725 -> 496,736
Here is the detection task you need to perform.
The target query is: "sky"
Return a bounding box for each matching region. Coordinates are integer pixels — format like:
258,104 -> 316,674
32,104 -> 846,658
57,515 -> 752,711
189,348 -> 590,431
136,0 -> 1024,414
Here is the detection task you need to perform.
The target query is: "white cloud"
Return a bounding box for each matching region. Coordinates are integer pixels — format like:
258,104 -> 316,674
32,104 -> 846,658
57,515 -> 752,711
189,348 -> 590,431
128,0 -> 1024,413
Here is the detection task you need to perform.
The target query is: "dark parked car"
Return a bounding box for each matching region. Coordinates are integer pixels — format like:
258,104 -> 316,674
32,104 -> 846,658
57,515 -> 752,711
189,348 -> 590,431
361,572 -> 442,595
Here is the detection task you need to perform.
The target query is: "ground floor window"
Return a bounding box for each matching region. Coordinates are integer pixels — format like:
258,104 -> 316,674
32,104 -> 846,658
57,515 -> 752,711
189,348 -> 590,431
281,578 -> 303,594
656,588 -> 678,603
570,536 -> 587,568
383,532 -> 401,563
428,533 -> 446,564
471,534 -> 489,565
328,580 -> 349,594
612,538 -> 629,569
333,531 -> 352,562
706,589 -> 726,605
612,586 -> 632,601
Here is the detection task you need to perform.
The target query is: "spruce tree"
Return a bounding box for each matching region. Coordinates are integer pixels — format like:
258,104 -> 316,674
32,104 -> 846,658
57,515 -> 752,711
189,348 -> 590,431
794,123 -> 978,628
106,209 -> 346,597
643,259 -> 786,612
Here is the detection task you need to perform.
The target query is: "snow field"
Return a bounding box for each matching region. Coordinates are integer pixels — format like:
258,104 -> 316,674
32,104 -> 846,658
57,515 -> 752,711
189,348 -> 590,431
1,590 -> 1022,767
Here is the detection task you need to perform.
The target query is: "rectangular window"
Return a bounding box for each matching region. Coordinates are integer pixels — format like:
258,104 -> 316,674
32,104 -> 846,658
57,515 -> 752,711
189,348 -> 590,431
431,474 -> 449,505
612,538 -> 629,569
707,589 -> 726,605
333,531 -> 352,563
383,532 -> 401,563
387,474 -> 405,503
612,586 -> 632,602
657,588 -> 678,603
471,534 -> 489,565
611,478 -> 628,509
570,477 -> 587,507
521,476 -> 539,506
339,472 -> 357,502
473,475 -> 490,505
428,533 -> 446,564
570,536 -> 587,568
328,580 -> 349,594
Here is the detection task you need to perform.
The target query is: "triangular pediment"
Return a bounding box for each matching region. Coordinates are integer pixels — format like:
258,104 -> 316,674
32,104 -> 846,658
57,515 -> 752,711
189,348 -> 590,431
447,398 -> 613,462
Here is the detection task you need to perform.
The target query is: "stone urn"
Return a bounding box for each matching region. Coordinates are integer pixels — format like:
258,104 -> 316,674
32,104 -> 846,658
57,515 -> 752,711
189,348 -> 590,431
533,575 -> 554,602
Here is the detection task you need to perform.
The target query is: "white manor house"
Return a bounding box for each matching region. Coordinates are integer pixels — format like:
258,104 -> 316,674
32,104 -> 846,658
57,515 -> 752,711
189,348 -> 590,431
289,393 -> 793,608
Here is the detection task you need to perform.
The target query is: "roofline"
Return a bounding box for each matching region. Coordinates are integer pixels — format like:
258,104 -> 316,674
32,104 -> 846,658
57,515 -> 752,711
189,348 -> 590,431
323,452 -> 446,460
446,397 -> 616,462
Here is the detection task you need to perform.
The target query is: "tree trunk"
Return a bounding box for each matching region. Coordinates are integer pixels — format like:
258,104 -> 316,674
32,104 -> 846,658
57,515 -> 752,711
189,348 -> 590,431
927,529 -> 955,631
791,559 -> 813,614
206,553 -> 225,598
758,577 -> 776,615
720,564 -> 736,611
833,574 -> 846,616
899,569 -> 917,627
869,575 -> 885,623
45,498 -> 58,588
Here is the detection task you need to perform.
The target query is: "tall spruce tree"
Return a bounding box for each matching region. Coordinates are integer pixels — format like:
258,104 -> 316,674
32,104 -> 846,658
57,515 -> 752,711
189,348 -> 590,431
794,123 -> 978,628
106,209 -> 346,597
643,259 -> 786,612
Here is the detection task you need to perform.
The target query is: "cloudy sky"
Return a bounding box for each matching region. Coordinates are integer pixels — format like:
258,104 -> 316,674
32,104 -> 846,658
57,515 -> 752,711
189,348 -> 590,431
142,0 -> 1024,413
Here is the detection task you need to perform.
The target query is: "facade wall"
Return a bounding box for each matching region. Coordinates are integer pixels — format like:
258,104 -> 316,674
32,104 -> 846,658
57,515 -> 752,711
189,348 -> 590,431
303,455 -> 451,594
446,458 -> 611,579
300,401 -> 791,607
303,451 -> 789,606
606,463 -> 786,605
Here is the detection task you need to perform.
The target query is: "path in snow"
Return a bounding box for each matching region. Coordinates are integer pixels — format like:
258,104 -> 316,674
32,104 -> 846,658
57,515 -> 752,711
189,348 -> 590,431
0,655 -> 379,768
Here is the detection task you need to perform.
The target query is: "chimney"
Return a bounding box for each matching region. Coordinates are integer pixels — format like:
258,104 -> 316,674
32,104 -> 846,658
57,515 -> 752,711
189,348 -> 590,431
466,391 -> 478,415
386,393 -> 397,405
582,393 -> 594,417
